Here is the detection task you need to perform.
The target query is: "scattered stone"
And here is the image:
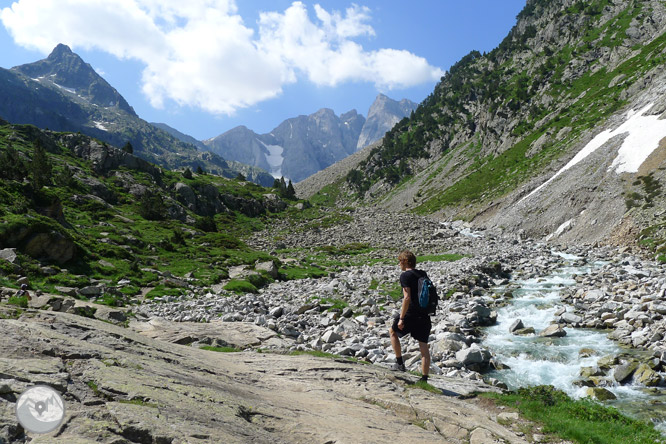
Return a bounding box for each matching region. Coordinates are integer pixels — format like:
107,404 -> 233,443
539,324 -> 566,338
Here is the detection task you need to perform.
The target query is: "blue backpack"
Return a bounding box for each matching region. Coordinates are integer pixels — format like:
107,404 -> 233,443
415,272 -> 438,315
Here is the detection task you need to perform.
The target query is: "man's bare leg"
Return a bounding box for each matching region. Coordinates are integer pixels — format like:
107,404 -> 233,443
419,341 -> 431,377
389,327 -> 402,359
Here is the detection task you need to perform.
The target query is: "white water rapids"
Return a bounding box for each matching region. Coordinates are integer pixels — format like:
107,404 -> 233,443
482,251 -> 666,432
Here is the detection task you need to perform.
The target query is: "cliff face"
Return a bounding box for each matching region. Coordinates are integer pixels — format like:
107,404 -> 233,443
356,94 -> 417,150
327,0 -> 666,248
204,108 -> 366,182
203,94 -> 418,183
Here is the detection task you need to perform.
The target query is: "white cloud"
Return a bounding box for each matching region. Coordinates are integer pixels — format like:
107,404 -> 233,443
1,0 -> 443,114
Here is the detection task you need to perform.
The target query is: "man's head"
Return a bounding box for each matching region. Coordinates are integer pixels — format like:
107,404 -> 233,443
398,250 -> 416,270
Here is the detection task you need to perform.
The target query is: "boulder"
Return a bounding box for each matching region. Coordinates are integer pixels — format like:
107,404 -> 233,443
513,327 -> 536,336
508,319 -> 524,334
174,182 -> 197,210
634,364 -> 661,386
560,312 -> 583,324
263,194 -> 287,213
55,286 -> 77,297
256,261 -> 279,279
23,231 -> 76,264
269,307 -> 283,318
585,387 -> 617,401
579,366 -> 603,379
455,345 -> 491,367
613,361 -> 639,383
322,330 -> 342,344
79,285 -> 103,297
539,324 -> 566,338
94,307 -> 128,324
0,248 -> 18,264
434,338 -> 466,354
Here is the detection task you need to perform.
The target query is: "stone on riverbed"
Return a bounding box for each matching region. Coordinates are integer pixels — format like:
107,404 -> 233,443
539,324 -> 566,338
634,364 -> 661,386
613,361 -> 639,383
508,319 -> 524,333
585,387 -> 617,401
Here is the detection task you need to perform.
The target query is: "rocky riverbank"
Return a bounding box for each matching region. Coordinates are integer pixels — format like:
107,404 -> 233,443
137,209 -> 666,394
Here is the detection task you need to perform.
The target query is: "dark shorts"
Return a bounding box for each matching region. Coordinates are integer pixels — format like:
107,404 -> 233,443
391,313 -> 431,343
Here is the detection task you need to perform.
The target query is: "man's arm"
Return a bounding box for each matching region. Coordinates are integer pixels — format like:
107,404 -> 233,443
397,287 -> 410,329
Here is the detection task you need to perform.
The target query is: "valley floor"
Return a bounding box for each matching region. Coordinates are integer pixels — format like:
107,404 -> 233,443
2,208 -> 665,443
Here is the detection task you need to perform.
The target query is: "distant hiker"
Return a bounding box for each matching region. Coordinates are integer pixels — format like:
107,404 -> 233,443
389,250 -> 431,382
15,284 -> 31,301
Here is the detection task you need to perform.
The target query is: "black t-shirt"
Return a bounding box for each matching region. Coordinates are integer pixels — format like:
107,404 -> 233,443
399,269 -> 427,316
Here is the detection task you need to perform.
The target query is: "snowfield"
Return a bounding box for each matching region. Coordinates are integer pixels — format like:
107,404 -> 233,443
523,103 -> 666,202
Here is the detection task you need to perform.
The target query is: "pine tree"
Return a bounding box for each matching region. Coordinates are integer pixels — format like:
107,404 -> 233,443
30,139 -> 52,190
196,165 -> 204,175
0,146 -> 27,181
122,141 -> 134,154
183,168 -> 193,180
286,180 -> 296,199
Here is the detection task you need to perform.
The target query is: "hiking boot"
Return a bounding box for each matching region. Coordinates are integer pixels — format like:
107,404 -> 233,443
391,362 -> 406,372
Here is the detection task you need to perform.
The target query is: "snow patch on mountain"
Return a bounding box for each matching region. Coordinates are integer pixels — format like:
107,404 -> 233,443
261,141 -> 284,178
523,103 -> 665,202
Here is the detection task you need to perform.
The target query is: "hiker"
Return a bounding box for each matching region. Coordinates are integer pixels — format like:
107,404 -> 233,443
15,284 -> 31,301
389,250 -> 431,382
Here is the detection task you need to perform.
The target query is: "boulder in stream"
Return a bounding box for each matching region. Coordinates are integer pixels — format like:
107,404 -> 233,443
539,324 -> 566,338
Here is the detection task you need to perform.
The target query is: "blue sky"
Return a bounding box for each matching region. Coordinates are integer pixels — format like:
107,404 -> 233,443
0,1 -> 526,140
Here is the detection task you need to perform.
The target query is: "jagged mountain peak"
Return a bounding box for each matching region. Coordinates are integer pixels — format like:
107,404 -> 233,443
357,94 -> 417,149
12,43 -> 136,116
48,43 -> 75,59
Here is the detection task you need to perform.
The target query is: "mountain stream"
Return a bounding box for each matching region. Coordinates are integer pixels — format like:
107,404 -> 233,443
482,251 -> 666,432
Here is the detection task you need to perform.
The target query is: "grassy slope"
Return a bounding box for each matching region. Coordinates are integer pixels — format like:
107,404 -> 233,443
342,1 -> 665,219
0,123 -> 287,303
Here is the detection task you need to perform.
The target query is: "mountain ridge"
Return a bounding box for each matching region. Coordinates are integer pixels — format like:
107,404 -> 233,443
304,0 -> 666,252
0,44 -> 274,186
204,94 -> 416,182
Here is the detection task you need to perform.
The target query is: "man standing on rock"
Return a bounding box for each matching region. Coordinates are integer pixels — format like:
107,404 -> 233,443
389,250 -> 431,382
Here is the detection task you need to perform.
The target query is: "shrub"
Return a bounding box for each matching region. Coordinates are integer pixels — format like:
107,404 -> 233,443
223,279 -> 258,293
195,216 -> 217,232
7,295 -> 29,308
138,192 -> 166,221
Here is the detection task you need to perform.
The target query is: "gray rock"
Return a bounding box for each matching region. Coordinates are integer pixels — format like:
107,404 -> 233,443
79,285 -> 103,297
560,312 -> 583,324
0,248 -> 18,264
269,307 -> 284,318
55,286 -> 78,297
322,330 -> 342,344
256,261 -> 279,279
613,361 -> 639,383
94,307 -> 128,324
539,324 -> 566,338
508,319 -> 524,333
455,346 -> 491,367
